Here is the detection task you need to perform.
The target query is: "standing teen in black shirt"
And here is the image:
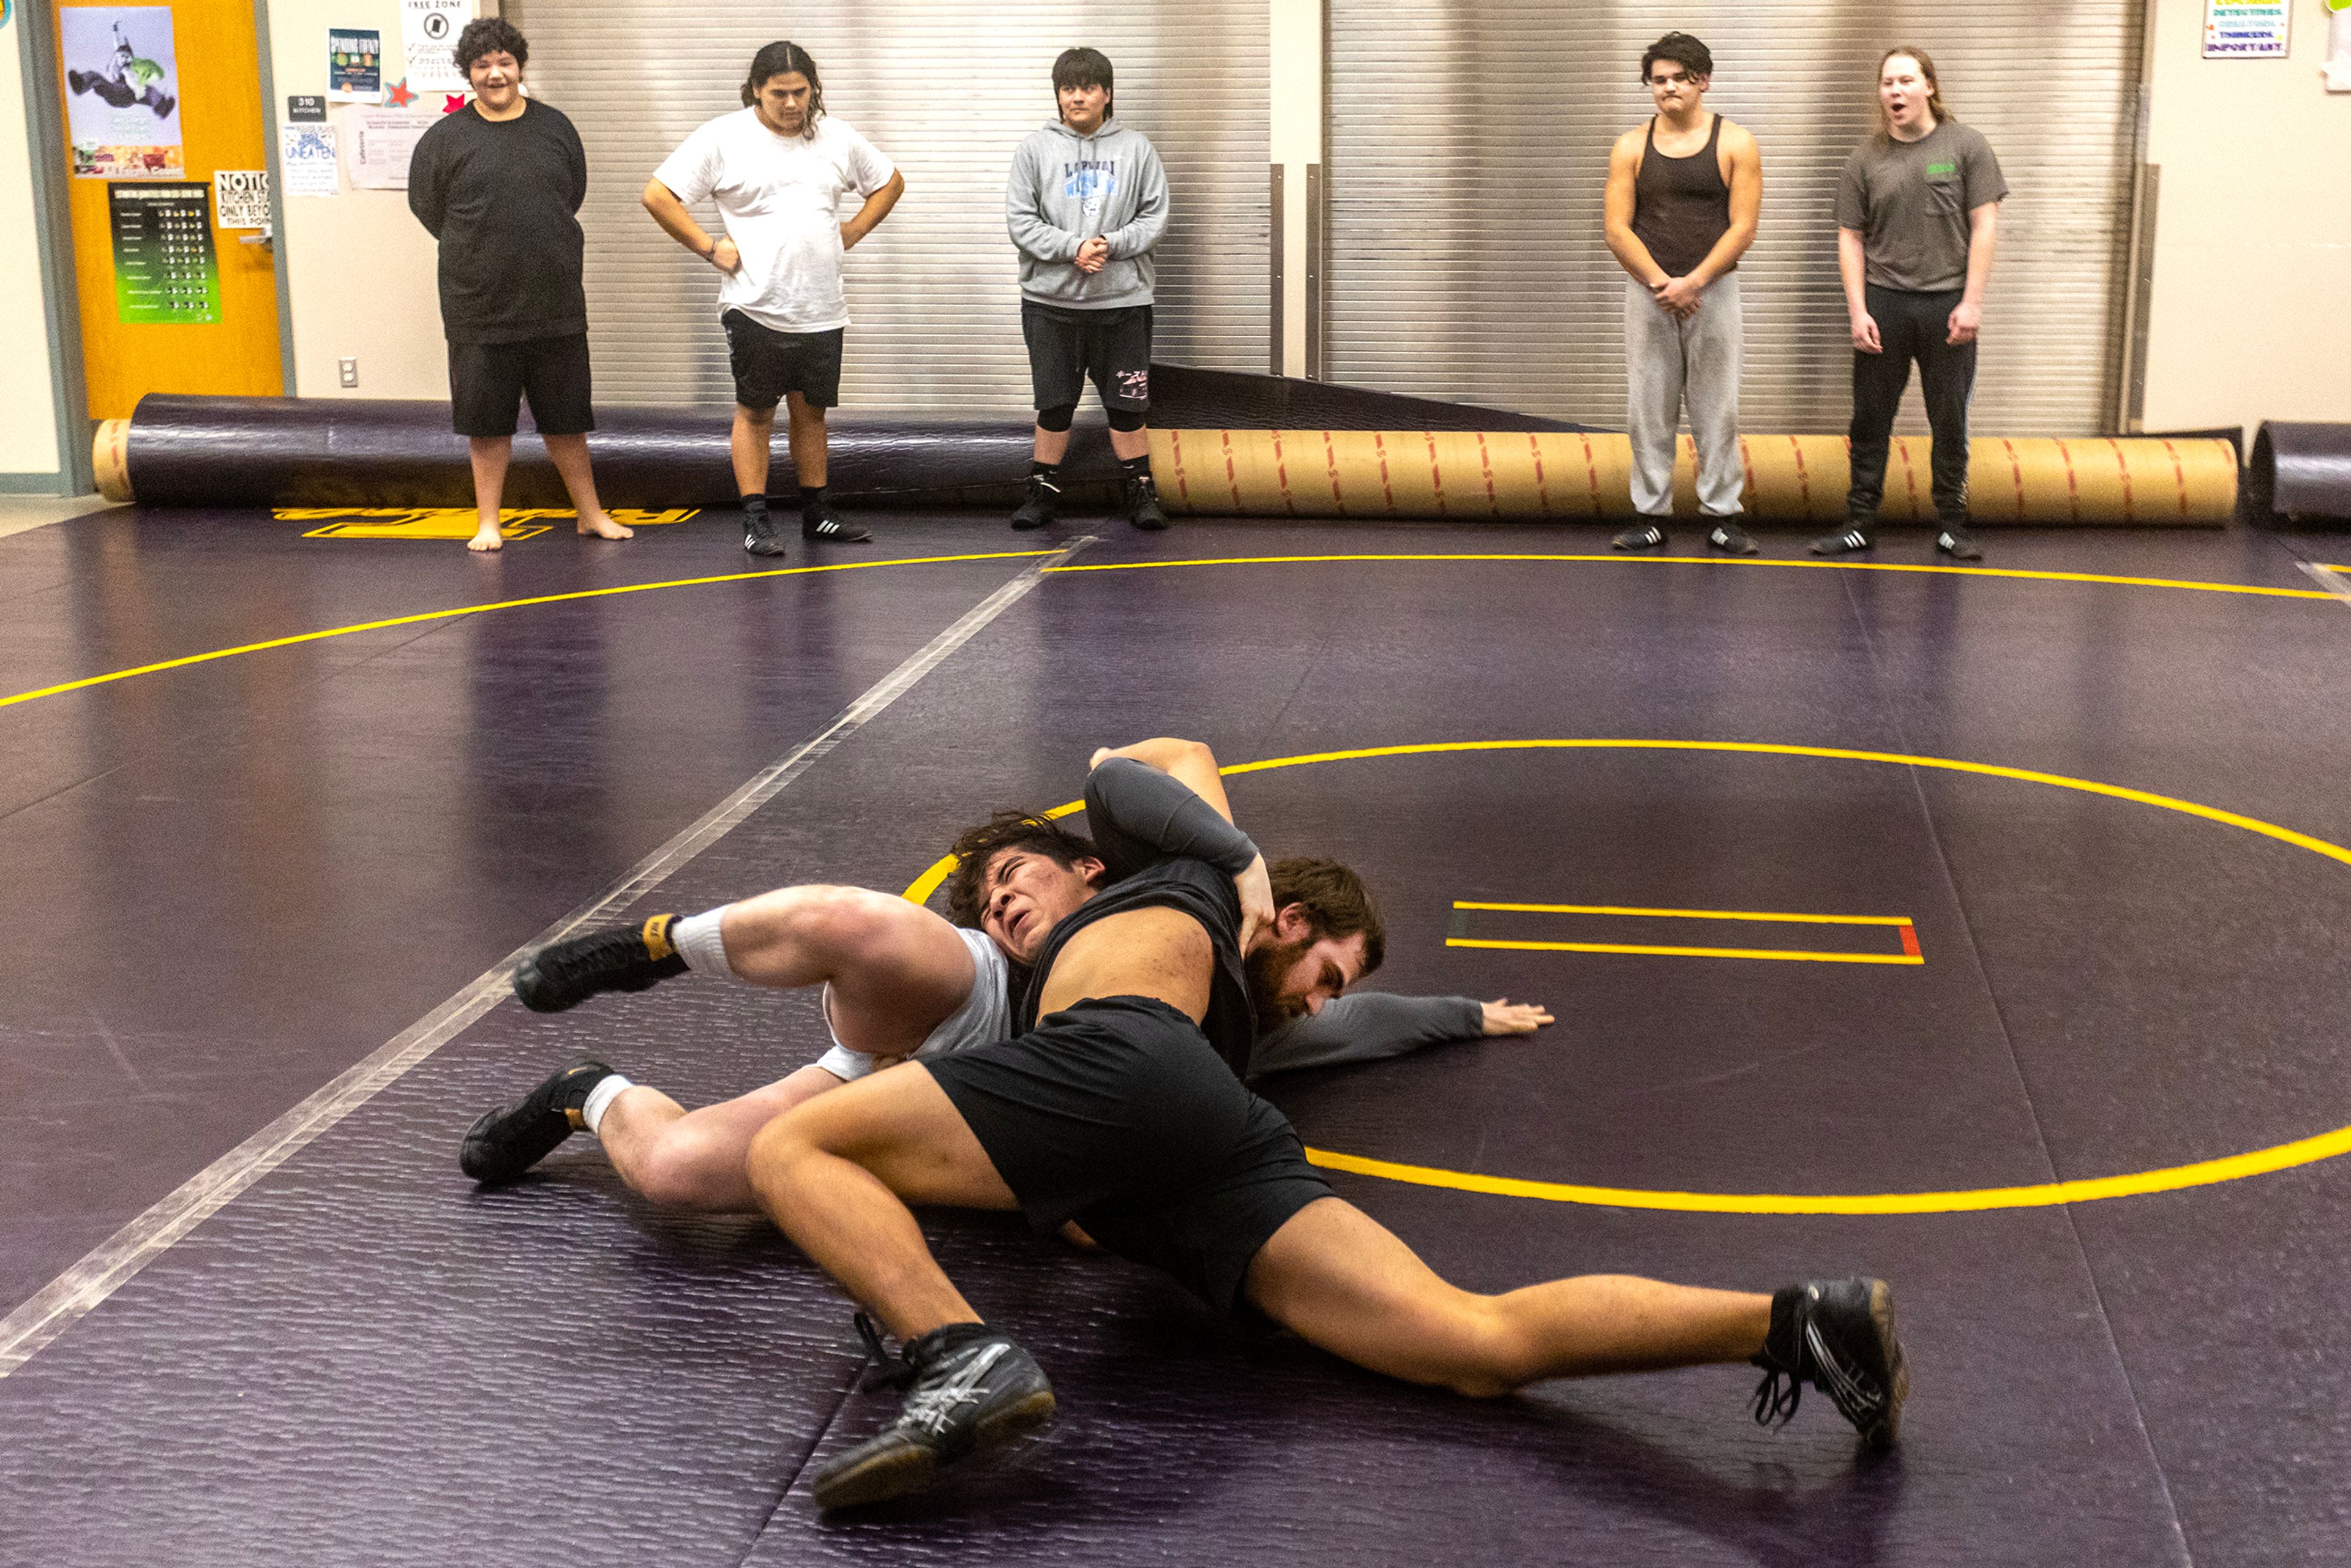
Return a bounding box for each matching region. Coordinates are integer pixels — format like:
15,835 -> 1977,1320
408,18 -> 627,552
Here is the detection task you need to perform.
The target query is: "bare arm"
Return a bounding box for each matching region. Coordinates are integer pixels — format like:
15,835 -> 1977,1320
643,178 -> 738,274
1603,130 -> 1667,288
1089,737 -> 1232,822
1839,227 -> 1879,353
841,169 -> 905,251
1948,201 -> 1999,344
1685,123 -> 1760,287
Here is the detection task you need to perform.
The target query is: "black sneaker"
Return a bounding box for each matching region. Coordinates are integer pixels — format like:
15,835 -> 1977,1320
1750,1277 -> 1909,1450
1935,525 -> 1984,561
513,914 -> 689,1014
801,497 -> 873,544
1706,519 -> 1761,555
744,506 -> 788,557
1125,471 -> 1169,531
1009,471 -> 1060,531
811,1316 -> 1057,1510
1612,521 -> 1668,551
1809,522 -> 1877,556
459,1058 -> 616,1185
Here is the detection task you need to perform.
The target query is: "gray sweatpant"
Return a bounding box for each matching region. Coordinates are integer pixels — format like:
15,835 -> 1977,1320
1623,272 -> 1743,517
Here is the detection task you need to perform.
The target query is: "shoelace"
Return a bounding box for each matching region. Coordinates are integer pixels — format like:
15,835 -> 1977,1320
1751,1365 -> 1803,1428
854,1312 -> 916,1393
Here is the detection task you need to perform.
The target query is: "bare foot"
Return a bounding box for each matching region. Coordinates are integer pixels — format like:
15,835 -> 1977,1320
467,523 -> 504,553
577,511 -> 634,540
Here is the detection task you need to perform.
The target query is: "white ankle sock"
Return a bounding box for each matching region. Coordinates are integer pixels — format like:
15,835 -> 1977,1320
581,1073 -> 635,1136
672,909 -> 742,980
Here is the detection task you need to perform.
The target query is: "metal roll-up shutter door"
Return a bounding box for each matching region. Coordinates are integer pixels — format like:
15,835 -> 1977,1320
1326,2 -> 2143,435
506,1 -> 1270,412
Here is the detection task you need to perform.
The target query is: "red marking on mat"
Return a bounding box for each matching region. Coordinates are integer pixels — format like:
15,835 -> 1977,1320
1220,429 -> 1243,512
2160,439 -> 2187,520
1896,438 -> 1921,520
1476,433 -> 1499,515
1529,434 -> 1553,514
1323,430 -> 1348,516
1899,923 -> 1921,959
1373,432 -> 1398,514
1270,430 -> 1297,516
1169,429 -> 1193,508
1578,432 -> 1602,516
2058,440 -> 2081,523
1425,432 -> 1448,516
2106,438 -> 2134,523
2001,438 -> 2025,519
1788,436 -> 1813,517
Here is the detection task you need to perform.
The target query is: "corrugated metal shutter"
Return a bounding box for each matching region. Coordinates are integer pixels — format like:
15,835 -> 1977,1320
506,1 -> 1269,411
1327,2 -> 2142,435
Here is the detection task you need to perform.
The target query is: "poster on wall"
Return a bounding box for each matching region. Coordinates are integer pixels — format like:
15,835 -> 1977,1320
401,0 -> 469,92
2203,0 -> 2292,55
2329,0 -> 2351,92
108,182 -> 219,323
349,108 -> 440,189
61,7 -> 184,179
328,27 -> 383,102
280,125 -> 340,197
214,168 -> 269,229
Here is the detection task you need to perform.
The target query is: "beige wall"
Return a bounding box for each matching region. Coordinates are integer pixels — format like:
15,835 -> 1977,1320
268,0 -> 471,398
2140,0 -> 2351,436
1,26 -> 66,482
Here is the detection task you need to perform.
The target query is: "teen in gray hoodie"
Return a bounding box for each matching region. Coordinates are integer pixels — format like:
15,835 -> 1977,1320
1004,47 -> 1172,532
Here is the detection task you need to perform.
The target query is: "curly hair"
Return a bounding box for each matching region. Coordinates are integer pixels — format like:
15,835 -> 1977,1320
742,40 -> 825,135
1269,857 -> 1385,975
454,17 -> 527,73
942,811 -> 1098,929
1639,32 -> 1712,83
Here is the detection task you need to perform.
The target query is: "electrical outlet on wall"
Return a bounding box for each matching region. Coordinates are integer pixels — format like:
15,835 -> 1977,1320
339,358 -> 359,388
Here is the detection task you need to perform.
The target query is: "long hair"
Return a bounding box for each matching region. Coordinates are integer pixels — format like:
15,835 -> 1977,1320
742,40 -> 825,136
1874,45 -> 1948,136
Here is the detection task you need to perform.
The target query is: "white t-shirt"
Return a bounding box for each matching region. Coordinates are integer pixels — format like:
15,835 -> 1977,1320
651,109 -> 896,334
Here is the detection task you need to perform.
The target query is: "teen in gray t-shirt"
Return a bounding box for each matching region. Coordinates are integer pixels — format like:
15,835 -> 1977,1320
1834,121 -> 2006,293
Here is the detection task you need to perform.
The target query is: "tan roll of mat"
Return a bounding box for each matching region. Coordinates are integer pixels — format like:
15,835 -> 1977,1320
1152,430 -> 2238,526
92,419 -> 134,504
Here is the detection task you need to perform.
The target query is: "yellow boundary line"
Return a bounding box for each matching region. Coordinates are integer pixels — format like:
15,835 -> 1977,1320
0,552 -> 1056,711
1445,936 -> 1922,966
1455,900 -> 1914,927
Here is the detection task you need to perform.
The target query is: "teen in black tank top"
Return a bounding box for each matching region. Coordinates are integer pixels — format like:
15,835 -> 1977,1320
1630,113 -> 1732,279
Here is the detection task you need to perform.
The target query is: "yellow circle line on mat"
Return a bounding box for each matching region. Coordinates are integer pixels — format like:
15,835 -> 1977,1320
900,738 -> 2351,1214
0,551 -> 1057,711
1045,552 -> 2336,601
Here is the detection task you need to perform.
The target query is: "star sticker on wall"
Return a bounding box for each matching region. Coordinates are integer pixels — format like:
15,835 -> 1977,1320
386,77 -> 416,107
443,93 -> 468,114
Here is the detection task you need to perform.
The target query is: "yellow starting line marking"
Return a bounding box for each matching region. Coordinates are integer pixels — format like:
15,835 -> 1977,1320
1445,936 -> 1922,966
1455,900 -> 1913,927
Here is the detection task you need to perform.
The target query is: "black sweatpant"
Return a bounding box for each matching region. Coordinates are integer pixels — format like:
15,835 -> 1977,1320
1846,285 -> 1976,523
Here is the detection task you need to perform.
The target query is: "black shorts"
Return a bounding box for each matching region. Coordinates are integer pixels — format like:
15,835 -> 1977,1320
926,995 -> 1330,1316
448,333 -> 594,439
721,310 -> 844,411
1021,299 -> 1152,413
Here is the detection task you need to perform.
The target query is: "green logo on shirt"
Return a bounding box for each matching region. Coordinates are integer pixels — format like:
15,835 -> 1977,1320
1926,161 -> 1957,176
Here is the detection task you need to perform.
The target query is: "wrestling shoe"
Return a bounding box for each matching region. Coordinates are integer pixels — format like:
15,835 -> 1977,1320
1750,1277 -> 1909,1450
743,505 -> 789,557
811,1315 -> 1057,1510
801,497 -> 874,543
1809,521 -> 1877,556
1124,470 -> 1170,531
1935,525 -> 1984,561
1706,519 -> 1761,555
513,914 -> 689,1013
1008,470 -> 1060,531
459,1058 -> 616,1185
1612,521 -> 1668,551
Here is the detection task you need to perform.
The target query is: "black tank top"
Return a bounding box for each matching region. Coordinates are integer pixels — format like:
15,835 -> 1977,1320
1630,114 -> 1732,279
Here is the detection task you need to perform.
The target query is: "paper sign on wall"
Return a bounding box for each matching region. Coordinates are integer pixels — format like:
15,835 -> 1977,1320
349,108 -> 440,190
328,27 -> 382,102
214,168 -> 269,229
401,0 -> 468,92
280,124 -> 339,197
61,7 -> 184,178
2329,0 -> 2351,92
109,182 -> 218,322
2203,0 -> 2291,55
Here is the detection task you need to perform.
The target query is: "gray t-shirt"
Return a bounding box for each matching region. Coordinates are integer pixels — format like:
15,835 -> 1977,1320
1835,121 -> 2007,294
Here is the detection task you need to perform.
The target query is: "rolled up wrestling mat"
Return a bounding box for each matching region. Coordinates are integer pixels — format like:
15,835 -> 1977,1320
1149,429 -> 2238,526
2247,422 -> 2351,522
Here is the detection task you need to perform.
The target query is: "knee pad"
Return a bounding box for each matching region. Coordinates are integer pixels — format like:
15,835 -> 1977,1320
1035,403 -> 1076,433
1106,407 -> 1149,433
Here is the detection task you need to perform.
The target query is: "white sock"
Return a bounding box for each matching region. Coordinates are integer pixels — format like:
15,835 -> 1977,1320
672,908 -> 743,981
580,1073 -> 635,1136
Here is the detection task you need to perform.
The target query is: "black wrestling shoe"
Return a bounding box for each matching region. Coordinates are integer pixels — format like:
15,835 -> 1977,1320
1809,521 -> 1877,556
1707,519 -> 1761,555
743,506 -> 788,557
1935,525 -> 1984,561
1612,520 -> 1668,551
801,497 -> 873,544
1009,471 -> 1060,531
513,915 -> 689,1013
1750,1277 -> 1909,1450
811,1315 -> 1057,1510
459,1058 -> 616,1185
1124,471 -> 1169,531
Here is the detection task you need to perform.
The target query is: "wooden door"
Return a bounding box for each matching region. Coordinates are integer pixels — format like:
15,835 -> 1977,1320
53,0 -> 282,418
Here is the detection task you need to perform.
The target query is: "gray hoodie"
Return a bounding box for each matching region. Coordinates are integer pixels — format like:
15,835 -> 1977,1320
1005,116 -> 1169,310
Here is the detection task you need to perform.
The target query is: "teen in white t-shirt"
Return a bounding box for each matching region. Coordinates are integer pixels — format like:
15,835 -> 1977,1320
643,42 -> 904,552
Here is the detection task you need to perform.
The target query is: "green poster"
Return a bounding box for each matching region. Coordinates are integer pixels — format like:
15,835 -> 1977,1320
109,182 -> 219,323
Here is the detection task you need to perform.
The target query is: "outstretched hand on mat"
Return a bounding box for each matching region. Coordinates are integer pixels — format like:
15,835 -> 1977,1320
1480,999 -> 1554,1036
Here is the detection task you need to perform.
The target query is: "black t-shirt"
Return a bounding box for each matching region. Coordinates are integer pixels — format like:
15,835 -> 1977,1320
407,99 -> 589,342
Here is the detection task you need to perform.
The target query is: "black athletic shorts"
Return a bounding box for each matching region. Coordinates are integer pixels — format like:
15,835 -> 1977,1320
1021,299 -> 1152,413
721,310 -> 844,411
926,994 -> 1330,1315
447,333 -> 594,439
